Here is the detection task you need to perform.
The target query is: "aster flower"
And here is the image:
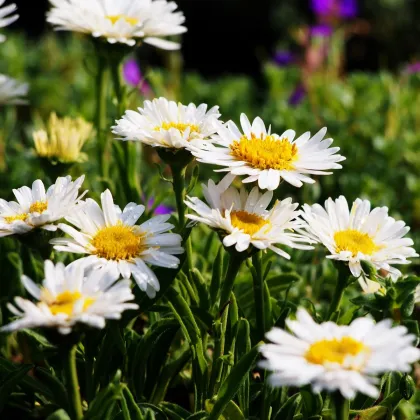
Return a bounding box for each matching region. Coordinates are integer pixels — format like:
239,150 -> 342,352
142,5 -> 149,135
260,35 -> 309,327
33,112 -> 93,163
405,62 -> 420,74
310,0 -> 358,19
0,0 -> 18,43
112,97 -> 221,150
147,197 -> 173,215
0,175 -> 86,237
260,308 -> 420,399
185,177 -> 313,255
51,189 -> 183,298
0,74 -> 28,105
1,260 -> 138,335
47,0 -> 187,50
123,58 -> 151,95
189,114 -> 345,190
273,50 -> 294,67
300,196 -> 418,280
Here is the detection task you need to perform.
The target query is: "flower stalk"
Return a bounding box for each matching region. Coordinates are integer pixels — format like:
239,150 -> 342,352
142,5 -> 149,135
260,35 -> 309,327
110,59 -> 141,202
252,250 -> 266,341
219,251 -> 245,311
63,344 -> 83,420
95,52 -> 109,180
327,263 -> 349,320
332,392 -> 349,420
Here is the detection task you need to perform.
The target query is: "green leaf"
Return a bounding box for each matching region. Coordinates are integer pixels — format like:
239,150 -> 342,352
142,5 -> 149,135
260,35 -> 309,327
132,318 -> 179,399
34,367 -> 69,409
208,345 -> 259,420
46,409 -> 71,420
160,402 -> 191,420
0,364 -> 33,411
186,412 -> 209,420
84,371 -> 124,420
273,394 -> 302,420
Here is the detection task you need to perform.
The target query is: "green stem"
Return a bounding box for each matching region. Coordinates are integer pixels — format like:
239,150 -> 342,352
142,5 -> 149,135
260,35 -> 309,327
171,164 -> 194,278
95,54 -> 109,180
219,252 -> 245,311
64,345 -> 83,420
171,165 -> 187,228
332,392 -> 349,420
110,61 -> 141,202
252,251 -> 266,341
327,264 -> 349,320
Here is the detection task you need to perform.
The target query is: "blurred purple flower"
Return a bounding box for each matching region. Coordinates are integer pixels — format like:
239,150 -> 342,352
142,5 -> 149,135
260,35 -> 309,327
274,50 -> 294,67
288,85 -> 306,106
310,24 -> 333,38
148,198 -> 173,215
123,58 -> 152,95
310,0 -> 357,19
405,62 -> 420,74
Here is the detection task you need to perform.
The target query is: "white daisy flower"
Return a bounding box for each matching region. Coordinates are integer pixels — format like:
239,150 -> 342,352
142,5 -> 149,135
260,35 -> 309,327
260,308 -> 420,399
0,74 -> 28,105
112,97 -> 221,150
0,0 -> 18,43
300,196 -> 418,280
185,176 -> 313,255
47,0 -> 186,49
1,260 -> 138,335
51,189 -> 183,298
187,114 -> 345,190
0,175 -> 86,237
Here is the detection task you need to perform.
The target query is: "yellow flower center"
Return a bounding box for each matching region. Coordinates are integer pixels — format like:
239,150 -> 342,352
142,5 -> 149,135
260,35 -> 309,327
107,15 -> 139,26
91,224 -> 145,261
230,210 -> 271,236
230,134 -> 298,170
334,229 -> 378,256
154,122 -> 200,135
4,213 -> 28,223
305,337 -> 368,366
42,290 -> 95,316
29,201 -> 48,214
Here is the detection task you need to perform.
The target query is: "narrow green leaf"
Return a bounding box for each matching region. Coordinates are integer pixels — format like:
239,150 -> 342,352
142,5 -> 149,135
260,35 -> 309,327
34,367 -> 69,409
46,409 -> 71,420
0,364 -> 33,411
208,345 -> 259,420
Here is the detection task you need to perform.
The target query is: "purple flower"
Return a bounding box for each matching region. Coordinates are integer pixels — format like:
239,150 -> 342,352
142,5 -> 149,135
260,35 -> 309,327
148,198 -> 173,215
274,50 -> 294,67
310,24 -> 333,38
310,0 -> 357,19
340,0 -> 358,18
288,85 -> 306,106
123,58 -> 152,95
405,62 -> 420,74
123,59 -> 142,85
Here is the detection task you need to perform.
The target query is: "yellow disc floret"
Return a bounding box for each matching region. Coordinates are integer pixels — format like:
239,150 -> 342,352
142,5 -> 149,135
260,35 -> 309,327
305,337 -> 368,367
91,224 -> 144,261
230,134 -> 298,170
155,122 -> 200,135
230,210 -> 271,236
334,229 -> 378,256
4,213 -> 28,223
107,15 -> 139,26
41,290 -> 95,316
29,201 -> 48,214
